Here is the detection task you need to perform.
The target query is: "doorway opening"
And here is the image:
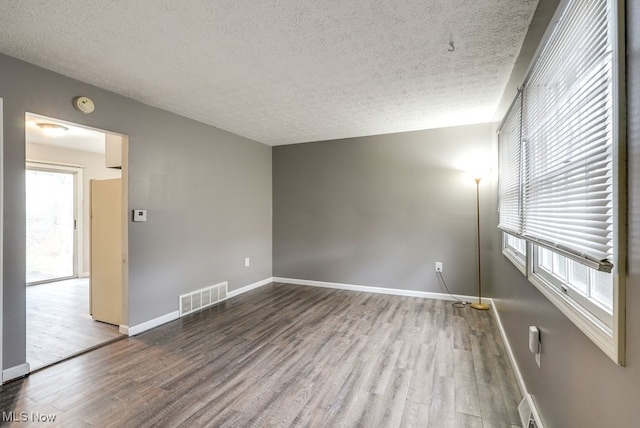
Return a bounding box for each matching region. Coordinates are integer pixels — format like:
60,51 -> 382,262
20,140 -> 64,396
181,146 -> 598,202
25,113 -> 127,371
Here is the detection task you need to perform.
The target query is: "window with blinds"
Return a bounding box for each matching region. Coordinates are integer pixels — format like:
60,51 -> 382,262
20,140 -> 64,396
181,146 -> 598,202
522,0 -> 614,269
497,0 -> 624,364
498,0 -> 615,272
498,92 -> 522,236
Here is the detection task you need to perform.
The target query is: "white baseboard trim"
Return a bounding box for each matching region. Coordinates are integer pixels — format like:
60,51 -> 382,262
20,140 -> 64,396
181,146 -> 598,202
272,277 -> 481,304
492,300 -> 527,396
120,311 -> 180,336
228,277 -> 273,298
493,303 -> 545,427
79,272 -> 90,278
3,362 -> 30,383
119,276 -> 481,336
119,277 -> 274,337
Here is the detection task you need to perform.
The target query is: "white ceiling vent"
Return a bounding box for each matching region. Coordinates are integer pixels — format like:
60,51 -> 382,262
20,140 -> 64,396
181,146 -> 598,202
179,282 -> 228,317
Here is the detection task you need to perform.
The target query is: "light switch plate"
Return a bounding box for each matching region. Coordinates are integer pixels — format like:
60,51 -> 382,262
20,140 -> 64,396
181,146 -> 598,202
133,209 -> 147,222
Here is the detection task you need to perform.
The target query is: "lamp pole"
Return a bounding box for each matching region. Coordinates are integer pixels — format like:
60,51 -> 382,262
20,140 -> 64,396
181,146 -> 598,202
471,177 -> 490,310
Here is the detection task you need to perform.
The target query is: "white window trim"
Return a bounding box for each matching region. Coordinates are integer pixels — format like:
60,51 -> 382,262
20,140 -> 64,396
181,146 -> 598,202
500,234 -> 625,365
502,233 -> 526,275
528,243 -> 624,364
533,248 -> 613,327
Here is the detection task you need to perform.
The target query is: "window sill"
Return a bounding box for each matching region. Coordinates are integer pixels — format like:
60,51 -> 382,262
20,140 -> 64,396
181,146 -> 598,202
528,272 -> 624,365
502,247 -> 526,275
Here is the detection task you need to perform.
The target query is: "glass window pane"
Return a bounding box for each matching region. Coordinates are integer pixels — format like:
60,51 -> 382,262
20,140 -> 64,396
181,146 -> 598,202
539,247 -> 552,271
591,270 -> 613,312
26,169 -> 75,283
506,234 -> 526,256
511,235 -> 525,254
552,253 -> 567,280
568,260 -> 589,295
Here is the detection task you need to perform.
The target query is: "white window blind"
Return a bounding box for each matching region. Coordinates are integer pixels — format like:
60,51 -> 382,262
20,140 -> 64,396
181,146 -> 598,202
498,92 -> 523,235
498,0 -> 615,270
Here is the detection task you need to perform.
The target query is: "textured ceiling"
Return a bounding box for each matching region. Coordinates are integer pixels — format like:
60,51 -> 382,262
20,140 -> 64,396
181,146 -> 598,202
0,0 -> 539,146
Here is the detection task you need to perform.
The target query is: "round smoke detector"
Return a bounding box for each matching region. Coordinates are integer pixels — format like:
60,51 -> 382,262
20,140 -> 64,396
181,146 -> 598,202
73,96 -> 95,114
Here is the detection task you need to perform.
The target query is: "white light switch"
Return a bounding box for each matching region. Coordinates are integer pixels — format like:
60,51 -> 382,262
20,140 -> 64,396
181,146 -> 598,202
133,209 -> 147,222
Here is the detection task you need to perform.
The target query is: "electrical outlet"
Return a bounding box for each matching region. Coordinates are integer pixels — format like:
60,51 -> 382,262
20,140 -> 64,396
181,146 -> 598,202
435,262 -> 443,272
245,257 -> 250,267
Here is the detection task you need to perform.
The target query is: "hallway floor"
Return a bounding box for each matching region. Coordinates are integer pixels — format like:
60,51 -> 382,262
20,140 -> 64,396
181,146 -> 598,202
26,278 -> 123,371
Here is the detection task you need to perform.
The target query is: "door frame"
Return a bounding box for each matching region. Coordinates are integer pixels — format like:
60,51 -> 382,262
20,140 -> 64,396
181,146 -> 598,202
21,113 -> 130,373
22,113 -> 130,368
25,161 -> 84,285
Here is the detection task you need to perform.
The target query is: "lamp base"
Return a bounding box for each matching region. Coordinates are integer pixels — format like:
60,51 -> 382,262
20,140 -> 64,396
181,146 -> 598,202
470,302 -> 490,310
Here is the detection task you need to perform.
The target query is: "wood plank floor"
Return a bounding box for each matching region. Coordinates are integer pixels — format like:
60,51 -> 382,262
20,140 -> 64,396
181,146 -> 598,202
26,278 -> 123,370
4,282 -> 522,427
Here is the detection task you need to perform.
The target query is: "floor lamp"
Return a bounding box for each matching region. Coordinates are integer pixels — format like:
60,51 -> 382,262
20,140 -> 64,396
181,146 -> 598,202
471,176 -> 490,310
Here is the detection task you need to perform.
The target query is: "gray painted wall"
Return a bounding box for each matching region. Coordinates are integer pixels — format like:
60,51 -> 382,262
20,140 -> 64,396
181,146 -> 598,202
489,0 -> 640,426
1,54 -> 272,368
273,124 -> 493,296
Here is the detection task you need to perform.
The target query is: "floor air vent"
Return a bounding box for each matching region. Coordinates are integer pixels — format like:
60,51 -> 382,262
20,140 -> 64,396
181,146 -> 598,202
518,394 -> 544,428
179,282 -> 228,317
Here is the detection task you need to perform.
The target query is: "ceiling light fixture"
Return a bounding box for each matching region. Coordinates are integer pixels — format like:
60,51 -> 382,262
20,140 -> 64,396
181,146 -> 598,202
37,123 -> 69,138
